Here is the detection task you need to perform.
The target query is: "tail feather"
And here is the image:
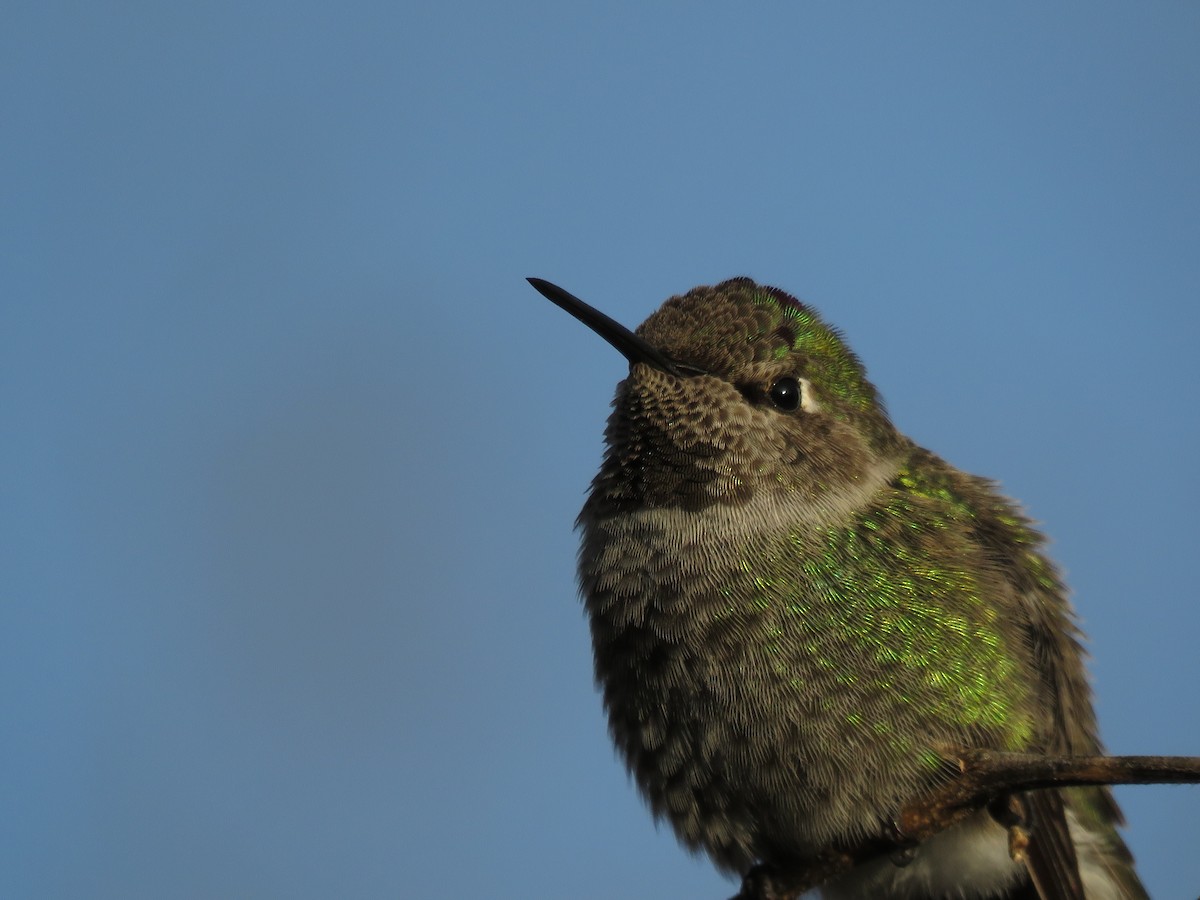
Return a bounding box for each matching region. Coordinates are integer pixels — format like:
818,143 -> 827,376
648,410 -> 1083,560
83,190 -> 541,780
1064,787 -> 1148,900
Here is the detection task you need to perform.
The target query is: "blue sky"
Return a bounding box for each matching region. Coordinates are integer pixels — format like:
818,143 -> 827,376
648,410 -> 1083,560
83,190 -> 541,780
5,3 -> 1198,898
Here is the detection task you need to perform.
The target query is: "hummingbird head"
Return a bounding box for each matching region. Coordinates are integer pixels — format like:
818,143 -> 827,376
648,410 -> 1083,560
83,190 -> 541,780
528,277 -> 900,513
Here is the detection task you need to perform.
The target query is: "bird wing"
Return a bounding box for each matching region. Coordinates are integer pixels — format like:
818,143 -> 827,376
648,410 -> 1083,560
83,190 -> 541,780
1013,789 -> 1085,900
968,469 -> 1149,900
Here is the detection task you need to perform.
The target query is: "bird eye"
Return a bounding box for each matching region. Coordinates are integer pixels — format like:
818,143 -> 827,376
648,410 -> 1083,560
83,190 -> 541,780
767,376 -> 802,412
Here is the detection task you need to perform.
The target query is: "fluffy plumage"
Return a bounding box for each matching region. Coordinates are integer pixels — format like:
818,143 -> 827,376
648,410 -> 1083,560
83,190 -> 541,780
551,277 -> 1144,899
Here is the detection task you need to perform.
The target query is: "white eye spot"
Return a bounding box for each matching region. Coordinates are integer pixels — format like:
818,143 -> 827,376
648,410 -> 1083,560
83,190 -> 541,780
798,378 -> 820,412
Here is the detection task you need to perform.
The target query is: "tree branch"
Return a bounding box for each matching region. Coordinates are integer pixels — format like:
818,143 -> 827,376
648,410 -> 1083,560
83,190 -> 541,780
730,752 -> 1200,900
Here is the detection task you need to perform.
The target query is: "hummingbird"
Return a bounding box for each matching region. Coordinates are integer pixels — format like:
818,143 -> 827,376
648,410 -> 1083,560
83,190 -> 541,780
527,276 -> 1146,900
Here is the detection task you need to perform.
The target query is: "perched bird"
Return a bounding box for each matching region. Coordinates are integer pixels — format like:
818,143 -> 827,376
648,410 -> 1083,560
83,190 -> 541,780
528,276 -> 1145,900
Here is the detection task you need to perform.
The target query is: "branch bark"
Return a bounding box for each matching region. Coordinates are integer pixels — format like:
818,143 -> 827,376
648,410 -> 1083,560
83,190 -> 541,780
730,752 -> 1200,900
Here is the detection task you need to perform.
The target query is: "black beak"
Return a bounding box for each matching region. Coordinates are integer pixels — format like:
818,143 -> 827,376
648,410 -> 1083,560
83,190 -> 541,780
526,277 -> 686,377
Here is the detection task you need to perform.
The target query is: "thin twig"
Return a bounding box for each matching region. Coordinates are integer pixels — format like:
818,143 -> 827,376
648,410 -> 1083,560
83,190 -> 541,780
730,752 -> 1200,900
